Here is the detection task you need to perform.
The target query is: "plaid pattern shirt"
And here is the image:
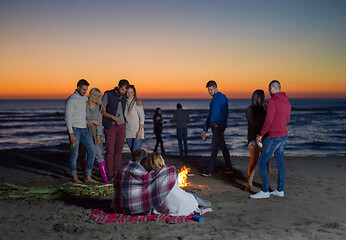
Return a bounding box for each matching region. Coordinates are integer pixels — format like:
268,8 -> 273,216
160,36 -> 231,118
112,161 -> 177,214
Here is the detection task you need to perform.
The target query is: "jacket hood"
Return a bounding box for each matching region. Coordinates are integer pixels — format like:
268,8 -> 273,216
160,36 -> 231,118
272,92 -> 289,102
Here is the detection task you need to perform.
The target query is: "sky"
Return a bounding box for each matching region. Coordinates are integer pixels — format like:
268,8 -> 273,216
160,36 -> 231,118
1,0 -> 345,99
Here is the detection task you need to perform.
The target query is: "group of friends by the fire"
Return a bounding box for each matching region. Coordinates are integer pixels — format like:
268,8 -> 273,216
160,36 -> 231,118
65,78 -> 291,215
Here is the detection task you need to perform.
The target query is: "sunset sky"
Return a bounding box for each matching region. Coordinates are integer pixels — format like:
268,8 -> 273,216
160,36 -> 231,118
1,0 -> 345,99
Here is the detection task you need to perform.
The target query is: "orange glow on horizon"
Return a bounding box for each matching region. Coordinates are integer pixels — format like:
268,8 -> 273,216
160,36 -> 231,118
1,70 -> 345,100
0,90 -> 345,100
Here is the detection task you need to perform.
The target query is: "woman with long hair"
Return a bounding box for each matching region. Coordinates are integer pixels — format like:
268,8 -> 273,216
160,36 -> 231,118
125,85 -> 145,154
245,89 -> 270,191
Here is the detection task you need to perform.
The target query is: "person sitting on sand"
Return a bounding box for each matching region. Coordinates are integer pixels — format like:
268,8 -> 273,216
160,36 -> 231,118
65,79 -> 95,183
111,149 -> 211,216
111,149 -> 176,215
147,152 -> 211,216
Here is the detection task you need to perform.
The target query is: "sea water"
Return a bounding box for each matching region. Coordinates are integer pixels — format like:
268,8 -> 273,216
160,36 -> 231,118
0,98 -> 345,157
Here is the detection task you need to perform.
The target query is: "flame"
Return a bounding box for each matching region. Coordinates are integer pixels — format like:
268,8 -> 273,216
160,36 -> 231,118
178,166 -> 191,188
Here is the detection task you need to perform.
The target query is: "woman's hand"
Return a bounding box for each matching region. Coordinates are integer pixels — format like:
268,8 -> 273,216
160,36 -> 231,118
256,135 -> 262,145
90,120 -> 101,126
136,99 -> 143,107
136,129 -> 142,140
96,135 -> 101,144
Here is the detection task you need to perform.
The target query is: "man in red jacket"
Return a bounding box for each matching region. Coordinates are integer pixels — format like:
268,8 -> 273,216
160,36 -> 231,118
250,80 -> 291,199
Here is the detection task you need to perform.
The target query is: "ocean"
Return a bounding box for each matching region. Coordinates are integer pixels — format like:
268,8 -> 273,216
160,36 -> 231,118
0,98 -> 345,157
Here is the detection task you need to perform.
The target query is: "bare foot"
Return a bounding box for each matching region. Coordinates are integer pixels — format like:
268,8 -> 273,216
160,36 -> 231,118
245,185 -> 253,192
73,176 -> 83,184
85,176 -> 99,183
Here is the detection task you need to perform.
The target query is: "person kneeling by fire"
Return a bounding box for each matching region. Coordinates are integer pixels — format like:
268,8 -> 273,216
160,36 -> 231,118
111,149 -> 211,216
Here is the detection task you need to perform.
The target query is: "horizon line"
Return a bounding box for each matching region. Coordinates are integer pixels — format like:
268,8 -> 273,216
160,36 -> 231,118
0,96 -> 345,100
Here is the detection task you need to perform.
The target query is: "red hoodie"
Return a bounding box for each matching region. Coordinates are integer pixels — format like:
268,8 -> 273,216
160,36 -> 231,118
260,92 -> 291,138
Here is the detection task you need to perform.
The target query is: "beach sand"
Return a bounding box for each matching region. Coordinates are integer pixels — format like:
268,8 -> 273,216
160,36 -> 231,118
0,150 -> 345,240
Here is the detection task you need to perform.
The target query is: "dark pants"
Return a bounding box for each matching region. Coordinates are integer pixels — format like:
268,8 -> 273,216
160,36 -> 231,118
208,125 -> 232,172
104,123 -> 126,177
154,132 -> 164,153
177,128 -> 188,156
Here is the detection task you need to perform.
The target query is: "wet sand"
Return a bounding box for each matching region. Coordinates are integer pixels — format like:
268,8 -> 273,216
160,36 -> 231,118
0,150 -> 345,240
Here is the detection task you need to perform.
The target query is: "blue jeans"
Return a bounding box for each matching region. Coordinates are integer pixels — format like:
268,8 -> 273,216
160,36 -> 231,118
258,135 -> 288,192
177,128 -> 188,156
70,127 -> 95,177
94,144 -> 104,163
126,138 -> 143,154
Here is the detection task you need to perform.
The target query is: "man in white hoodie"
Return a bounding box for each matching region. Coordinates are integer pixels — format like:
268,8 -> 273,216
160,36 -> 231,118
65,79 -> 95,183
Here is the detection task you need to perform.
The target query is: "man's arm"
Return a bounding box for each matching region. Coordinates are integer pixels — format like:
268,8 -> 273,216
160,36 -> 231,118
186,111 -> 190,124
102,111 -> 120,124
65,99 -> 74,134
172,112 -> 176,124
260,99 -> 276,137
203,113 -> 210,132
209,98 -> 221,127
101,92 -> 119,123
65,98 -> 77,145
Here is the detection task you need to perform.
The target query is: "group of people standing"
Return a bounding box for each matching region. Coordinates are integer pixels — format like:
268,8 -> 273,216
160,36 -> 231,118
199,80 -> 291,199
65,77 -> 291,200
65,79 -> 145,184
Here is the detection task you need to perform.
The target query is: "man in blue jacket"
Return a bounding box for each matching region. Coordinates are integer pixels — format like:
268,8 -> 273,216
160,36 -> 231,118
201,80 -> 233,177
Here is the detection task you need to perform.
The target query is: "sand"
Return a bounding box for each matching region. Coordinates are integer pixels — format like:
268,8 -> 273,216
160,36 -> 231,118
0,150 -> 345,240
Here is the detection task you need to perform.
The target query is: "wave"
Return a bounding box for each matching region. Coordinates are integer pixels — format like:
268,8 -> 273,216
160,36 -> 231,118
301,141 -> 345,148
0,123 -> 65,129
0,111 -> 64,117
0,118 -> 64,124
12,131 -> 67,137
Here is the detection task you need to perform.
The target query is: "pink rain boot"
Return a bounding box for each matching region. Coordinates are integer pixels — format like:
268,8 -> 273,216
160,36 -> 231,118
98,162 -> 109,184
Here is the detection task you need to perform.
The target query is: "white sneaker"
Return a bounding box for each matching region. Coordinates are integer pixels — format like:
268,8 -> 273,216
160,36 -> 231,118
250,191 -> 270,199
270,190 -> 284,197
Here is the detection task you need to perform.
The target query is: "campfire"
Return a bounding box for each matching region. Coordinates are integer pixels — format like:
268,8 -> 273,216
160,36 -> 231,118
178,166 -> 191,188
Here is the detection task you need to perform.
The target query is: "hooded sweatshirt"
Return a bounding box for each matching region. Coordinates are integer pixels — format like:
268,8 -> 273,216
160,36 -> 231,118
260,92 -> 291,138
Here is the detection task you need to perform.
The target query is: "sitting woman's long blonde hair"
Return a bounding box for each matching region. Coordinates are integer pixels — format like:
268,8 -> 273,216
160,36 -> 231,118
147,152 -> 165,171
